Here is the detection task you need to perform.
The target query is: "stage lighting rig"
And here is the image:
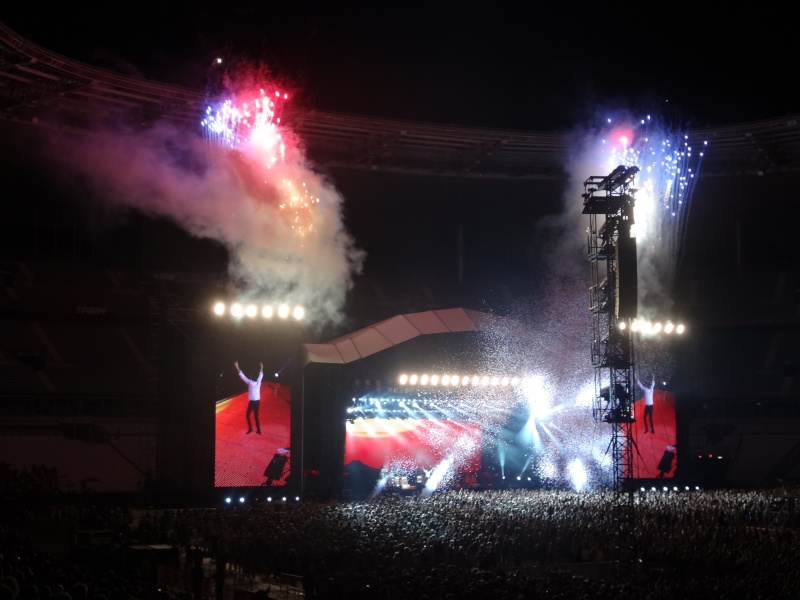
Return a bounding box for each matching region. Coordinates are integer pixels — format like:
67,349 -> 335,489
582,166 -> 640,213
397,372 -> 521,387
212,301 -> 305,322
627,319 -> 686,336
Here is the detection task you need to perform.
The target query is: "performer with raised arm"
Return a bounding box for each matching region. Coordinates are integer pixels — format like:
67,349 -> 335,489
636,375 -> 656,434
234,360 -> 263,435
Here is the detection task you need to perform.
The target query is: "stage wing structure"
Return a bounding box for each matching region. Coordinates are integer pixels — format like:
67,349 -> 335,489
302,308 -> 514,366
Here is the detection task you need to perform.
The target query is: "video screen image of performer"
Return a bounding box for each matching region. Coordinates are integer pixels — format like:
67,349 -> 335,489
636,375 -> 656,434
235,360 -> 263,434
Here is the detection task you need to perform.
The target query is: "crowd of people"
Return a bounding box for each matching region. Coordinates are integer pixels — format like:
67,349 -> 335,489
1,461 -> 798,599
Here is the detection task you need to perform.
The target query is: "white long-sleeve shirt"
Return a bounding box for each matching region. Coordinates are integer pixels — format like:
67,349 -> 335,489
637,379 -> 655,406
239,369 -> 263,400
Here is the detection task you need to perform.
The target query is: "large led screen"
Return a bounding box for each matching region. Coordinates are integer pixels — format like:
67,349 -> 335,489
214,382 -> 292,487
342,386 -> 678,494
632,388 -> 677,479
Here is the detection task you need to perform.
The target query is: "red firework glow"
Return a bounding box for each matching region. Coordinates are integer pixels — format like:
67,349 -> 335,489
202,83 -> 318,238
608,125 -> 635,150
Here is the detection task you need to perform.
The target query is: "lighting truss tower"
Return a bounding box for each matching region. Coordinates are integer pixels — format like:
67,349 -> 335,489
582,165 -> 639,578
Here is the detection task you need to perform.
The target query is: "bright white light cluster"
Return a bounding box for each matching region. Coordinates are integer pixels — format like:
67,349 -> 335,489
213,301 -> 305,321
618,319 -> 685,335
397,373 -> 522,387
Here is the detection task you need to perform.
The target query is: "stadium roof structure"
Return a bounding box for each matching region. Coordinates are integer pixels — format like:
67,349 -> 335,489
2,20 -> 800,179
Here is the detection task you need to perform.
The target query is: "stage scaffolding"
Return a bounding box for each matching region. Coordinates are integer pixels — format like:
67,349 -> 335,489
582,165 -> 640,578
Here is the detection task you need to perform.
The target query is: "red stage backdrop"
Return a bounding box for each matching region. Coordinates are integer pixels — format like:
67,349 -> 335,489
632,389 -> 677,479
345,418 -> 481,476
214,383 -> 291,487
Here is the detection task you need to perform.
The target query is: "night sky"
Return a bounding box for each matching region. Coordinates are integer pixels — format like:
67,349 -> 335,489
2,4 -> 796,130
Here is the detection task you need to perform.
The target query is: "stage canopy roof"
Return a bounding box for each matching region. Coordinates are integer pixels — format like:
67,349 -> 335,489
301,308 -> 519,366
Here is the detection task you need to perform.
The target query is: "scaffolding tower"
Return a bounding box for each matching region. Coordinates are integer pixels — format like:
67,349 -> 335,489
582,165 -> 639,578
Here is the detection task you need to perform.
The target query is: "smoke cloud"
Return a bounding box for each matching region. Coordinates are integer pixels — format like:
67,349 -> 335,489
44,108 -> 365,330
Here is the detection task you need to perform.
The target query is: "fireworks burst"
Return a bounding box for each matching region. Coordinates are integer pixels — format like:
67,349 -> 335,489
202,87 -> 321,243
279,179 -> 320,238
202,88 -> 287,154
601,114 -> 707,319
575,112 -> 708,383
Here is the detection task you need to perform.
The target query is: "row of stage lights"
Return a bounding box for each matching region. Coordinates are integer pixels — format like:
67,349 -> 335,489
224,495 -> 301,505
213,301 -> 305,321
398,374 -> 522,387
619,320 -> 686,335
640,486 -> 703,493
